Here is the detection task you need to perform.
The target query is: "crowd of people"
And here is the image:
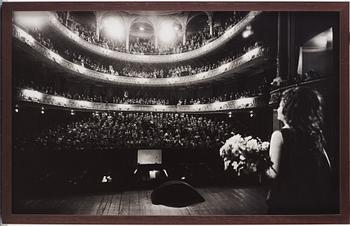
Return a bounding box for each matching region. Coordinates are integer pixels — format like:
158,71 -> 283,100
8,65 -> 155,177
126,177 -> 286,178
56,11 -> 247,55
24,25 -> 263,79
26,112 -> 236,151
18,78 -> 268,106
129,38 -> 159,54
176,86 -> 267,105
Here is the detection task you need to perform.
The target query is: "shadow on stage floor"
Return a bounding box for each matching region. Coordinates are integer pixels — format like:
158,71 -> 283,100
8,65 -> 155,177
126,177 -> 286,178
14,185 -> 268,215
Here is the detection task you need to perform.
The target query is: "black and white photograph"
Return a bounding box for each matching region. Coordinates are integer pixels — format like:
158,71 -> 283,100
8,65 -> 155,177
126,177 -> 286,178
9,7 -> 342,218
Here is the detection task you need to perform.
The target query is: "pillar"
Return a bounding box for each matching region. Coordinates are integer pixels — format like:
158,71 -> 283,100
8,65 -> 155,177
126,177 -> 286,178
155,34 -> 159,49
275,12 -> 281,80
182,26 -> 187,45
94,11 -> 103,41
151,21 -> 160,50
208,16 -> 213,36
276,12 -> 296,82
96,19 -> 101,40
66,11 -> 70,26
287,12 -> 296,80
125,26 -> 130,51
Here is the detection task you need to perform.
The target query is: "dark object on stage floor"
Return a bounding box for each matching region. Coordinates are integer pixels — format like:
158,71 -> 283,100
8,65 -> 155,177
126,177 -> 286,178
151,180 -> 205,207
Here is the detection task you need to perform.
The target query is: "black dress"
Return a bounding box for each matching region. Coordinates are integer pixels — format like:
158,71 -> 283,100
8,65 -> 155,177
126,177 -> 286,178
267,128 -> 333,214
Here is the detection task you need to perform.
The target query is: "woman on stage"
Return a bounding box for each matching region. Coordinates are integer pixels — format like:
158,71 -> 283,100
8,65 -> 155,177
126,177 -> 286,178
266,87 -> 333,214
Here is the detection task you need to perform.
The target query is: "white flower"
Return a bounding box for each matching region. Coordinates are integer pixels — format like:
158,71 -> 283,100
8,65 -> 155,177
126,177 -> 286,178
231,143 -> 240,153
261,141 -> 270,151
224,159 -> 231,170
244,136 -> 253,143
219,144 -> 228,157
219,134 -> 270,174
246,138 -> 259,151
232,161 -> 239,170
228,134 -> 243,144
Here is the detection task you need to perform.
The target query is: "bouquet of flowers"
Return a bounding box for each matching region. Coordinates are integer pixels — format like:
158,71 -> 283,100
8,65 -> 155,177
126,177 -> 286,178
219,134 -> 271,177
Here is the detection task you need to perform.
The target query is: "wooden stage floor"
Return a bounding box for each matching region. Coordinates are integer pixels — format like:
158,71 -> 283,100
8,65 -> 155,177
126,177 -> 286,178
14,186 -> 268,215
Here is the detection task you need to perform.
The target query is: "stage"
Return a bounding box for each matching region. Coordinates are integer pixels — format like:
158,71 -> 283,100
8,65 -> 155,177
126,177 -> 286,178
14,186 -> 268,215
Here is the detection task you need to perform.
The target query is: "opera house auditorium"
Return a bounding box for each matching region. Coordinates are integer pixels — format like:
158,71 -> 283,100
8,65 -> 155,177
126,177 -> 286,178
12,10 -> 339,215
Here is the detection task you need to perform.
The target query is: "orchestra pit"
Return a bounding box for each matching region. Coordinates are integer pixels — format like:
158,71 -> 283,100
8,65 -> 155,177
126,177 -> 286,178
12,10 -> 339,215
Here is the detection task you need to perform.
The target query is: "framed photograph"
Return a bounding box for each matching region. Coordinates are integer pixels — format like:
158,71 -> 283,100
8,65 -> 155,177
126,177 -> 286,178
1,2 -> 349,224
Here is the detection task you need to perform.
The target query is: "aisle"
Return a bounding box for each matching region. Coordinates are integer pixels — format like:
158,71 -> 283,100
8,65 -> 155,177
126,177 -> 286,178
14,186 -> 268,215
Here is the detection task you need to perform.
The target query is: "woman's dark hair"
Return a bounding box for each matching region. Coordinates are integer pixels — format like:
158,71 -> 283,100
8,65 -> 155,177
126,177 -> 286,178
281,86 -> 325,151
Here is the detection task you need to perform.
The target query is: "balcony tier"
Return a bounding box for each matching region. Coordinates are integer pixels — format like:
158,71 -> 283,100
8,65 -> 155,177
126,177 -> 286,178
48,11 -> 261,64
13,25 -> 269,87
18,88 -> 268,113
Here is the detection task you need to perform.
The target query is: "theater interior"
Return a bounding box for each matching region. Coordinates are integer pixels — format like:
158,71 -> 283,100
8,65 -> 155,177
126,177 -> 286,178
12,10 -> 340,215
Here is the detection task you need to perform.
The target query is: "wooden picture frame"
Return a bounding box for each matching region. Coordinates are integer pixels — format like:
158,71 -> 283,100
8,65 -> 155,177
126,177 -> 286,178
1,2 -> 349,224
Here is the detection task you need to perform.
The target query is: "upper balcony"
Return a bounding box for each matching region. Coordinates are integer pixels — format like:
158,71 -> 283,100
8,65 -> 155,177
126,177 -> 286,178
48,11 -> 261,64
13,24 -> 270,87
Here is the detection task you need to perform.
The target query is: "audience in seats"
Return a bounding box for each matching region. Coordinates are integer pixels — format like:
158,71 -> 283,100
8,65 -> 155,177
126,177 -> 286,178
16,112 -> 241,151
56,11 -> 247,55
24,27 -> 263,79
18,79 -> 268,105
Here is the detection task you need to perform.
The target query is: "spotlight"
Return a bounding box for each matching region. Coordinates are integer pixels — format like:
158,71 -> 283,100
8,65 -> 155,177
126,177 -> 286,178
242,25 -> 254,38
14,104 -> 19,113
41,110 -> 45,114
158,21 -> 177,44
70,110 -> 75,116
13,11 -> 48,29
102,17 -> 125,41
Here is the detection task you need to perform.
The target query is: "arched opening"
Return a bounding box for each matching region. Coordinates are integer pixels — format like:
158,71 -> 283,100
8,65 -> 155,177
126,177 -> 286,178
129,18 -> 155,54
185,12 -> 210,51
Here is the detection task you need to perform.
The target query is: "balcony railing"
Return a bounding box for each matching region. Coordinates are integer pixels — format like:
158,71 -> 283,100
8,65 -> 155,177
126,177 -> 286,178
13,25 -> 269,87
269,77 -> 333,105
48,11 -> 262,64
18,88 -> 268,113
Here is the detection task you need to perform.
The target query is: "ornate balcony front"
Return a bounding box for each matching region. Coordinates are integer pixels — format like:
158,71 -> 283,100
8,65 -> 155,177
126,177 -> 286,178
18,88 -> 268,113
13,25 -> 269,87
48,11 -> 262,64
